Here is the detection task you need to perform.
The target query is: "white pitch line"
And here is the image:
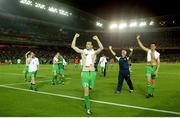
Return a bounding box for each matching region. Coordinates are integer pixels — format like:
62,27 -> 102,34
0,85 -> 180,116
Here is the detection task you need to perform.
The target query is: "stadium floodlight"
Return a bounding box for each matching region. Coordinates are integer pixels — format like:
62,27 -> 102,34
149,21 -> 154,26
96,22 -> 103,27
59,9 -> 69,16
129,22 -> 137,27
65,11 -> 69,16
20,0 -> 32,6
48,7 -> 58,13
109,23 -> 118,29
119,23 -> 127,29
139,21 -> 147,27
69,13 -> 72,16
20,0 -> 72,17
35,3 -> 46,9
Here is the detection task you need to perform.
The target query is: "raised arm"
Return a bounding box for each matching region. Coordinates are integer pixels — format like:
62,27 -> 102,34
71,33 -> 83,54
37,58 -> 40,71
128,48 -> 133,58
25,51 -> 31,59
53,58 -> 57,64
109,46 -> 116,56
136,35 -> 149,52
93,35 -> 104,54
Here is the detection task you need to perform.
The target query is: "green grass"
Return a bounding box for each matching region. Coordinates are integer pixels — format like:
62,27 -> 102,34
0,63 -> 180,116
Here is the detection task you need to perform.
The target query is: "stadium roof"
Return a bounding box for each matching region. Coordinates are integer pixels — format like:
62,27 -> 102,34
0,0 -> 179,31
55,0 -> 180,20
0,0 -> 107,30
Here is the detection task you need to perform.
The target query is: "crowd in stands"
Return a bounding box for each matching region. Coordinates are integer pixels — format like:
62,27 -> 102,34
0,13 -> 180,64
0,13 -> 74,46
99,32 -> 180,49
0,45 -> 180,65
0,46 -> 76,64
1,12 -> 180,49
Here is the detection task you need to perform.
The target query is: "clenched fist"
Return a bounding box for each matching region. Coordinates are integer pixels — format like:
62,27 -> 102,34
136,34 -> 140,39
129,48 -> 133,52
109,46 -> 112,50
74,33 -> 80,38
92,35 -> 99,40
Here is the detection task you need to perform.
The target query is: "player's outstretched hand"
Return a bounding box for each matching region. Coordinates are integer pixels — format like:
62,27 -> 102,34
74,33 -> 80,38
129,48 -> 133,52
136,34 -> 140,39
92,35 -> 99,41
109,46 -> 112,50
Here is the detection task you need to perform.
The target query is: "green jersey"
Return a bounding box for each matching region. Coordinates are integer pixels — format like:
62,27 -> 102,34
58,56 -> 64,68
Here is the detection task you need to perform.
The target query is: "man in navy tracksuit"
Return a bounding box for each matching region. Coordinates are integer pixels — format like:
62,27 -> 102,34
109,46 -> 134,94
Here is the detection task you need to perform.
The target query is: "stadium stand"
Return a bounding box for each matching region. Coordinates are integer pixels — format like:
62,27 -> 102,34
0,0 -> 180,64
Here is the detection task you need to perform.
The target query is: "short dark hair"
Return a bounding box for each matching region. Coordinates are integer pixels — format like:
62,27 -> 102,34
150,42 -> 156,45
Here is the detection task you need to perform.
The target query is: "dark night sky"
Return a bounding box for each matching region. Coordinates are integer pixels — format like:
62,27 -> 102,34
55,0 -> 180,20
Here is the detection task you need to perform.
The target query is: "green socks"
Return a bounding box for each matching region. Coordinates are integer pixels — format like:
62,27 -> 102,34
57,76 -> 60,84
25,72 -> 29,81
147,84 -> 151,94
84,96 -> 90,110
52,76 -> 57,84
151,85 -> 155,94
61,77 -> 65,83
52,76 -> 65,84
147,84 -> 155,95
25,75 -> 27,81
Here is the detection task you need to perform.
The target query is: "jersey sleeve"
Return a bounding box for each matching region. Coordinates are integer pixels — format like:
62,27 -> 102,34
36,58 -> 39,65
104,58 -> 107,63
115,55 -> 121,61
63,59 -> 67,65
99,57 -> 102,63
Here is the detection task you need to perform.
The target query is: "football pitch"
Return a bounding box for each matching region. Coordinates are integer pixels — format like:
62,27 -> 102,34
0,63 -> 180,117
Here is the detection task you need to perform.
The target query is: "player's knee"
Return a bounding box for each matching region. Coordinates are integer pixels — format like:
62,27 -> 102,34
84,88 -> 90,95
